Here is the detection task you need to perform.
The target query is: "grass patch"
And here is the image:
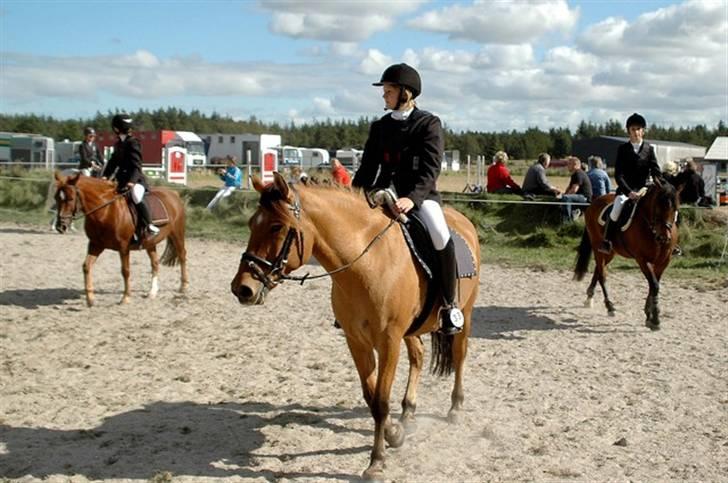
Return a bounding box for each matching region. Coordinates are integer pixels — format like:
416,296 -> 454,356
2,169 -> 726,288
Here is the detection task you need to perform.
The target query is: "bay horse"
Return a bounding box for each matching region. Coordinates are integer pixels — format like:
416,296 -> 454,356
230,172 -> 480,480
574,179 -> 679,329
54,172 -> 188,306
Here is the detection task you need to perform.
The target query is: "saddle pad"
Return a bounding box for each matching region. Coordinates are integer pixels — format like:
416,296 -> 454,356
598,200 -> 640,232
146,192 -> 170,225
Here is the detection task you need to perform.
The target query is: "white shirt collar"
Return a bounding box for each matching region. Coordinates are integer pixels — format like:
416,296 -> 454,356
391,107 -> 414,121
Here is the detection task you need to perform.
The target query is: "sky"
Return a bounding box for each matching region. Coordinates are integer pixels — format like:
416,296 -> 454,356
1,0 -> 727,133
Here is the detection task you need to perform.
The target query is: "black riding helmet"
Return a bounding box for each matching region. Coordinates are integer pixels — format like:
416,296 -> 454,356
626,112 -> 647,129
84,126 -> 96,136
111,113 -> 134,134
373,63 -> 422,99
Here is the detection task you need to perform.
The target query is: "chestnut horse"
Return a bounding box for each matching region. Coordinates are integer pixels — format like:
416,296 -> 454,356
574,179 -> 679,329
230,173 -> 480,480
54,172 -> 188,306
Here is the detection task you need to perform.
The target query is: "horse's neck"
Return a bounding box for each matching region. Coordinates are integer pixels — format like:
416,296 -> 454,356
299,189 -> 395,271
77,179 -> 120,214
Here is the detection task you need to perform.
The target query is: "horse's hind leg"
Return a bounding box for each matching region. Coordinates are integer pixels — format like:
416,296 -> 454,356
400,336 -> 424,430
585,271 -> 599,308
83,244 -> 104,307
118,250 -> 132,304
171,232 -> 189,293
146,246 -> 160,299
595,254 -> 616,315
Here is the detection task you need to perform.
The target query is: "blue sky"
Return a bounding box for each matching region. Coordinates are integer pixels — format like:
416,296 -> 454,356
1,0 -> 726,133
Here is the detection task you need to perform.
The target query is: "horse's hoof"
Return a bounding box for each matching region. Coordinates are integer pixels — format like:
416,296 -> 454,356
385,421 -> 405,448
362,462 -> 385,481
86,299 -> 94,308
607,310 -> 616,317
119,296 -> 130,305
447,410 -> 460,424
400,415 -> 417,433
646,320 -> 661,331
584,298 -> 594,308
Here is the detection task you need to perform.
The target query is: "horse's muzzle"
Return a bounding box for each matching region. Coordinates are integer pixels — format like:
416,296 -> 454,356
231,280 -> 266,305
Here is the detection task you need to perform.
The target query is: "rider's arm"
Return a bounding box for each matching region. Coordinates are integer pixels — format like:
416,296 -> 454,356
406,115 -> 442,208
614,144 -> 634,194
352,121 -> 383,190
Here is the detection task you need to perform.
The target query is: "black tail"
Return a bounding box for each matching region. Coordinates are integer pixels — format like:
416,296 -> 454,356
573,228 -> 592,281
430,332 -> 454,377
160,239 -> 179,266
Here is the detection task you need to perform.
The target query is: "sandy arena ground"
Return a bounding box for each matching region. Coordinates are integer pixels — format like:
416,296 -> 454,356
1,222 -> 726,482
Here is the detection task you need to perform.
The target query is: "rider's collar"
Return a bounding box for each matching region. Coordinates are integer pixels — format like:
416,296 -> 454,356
119,134 -> 128,142
391,107 -> 414,121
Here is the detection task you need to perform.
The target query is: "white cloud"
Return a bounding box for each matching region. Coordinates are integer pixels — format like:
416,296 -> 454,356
358,49 -> 392,76
408,0 -> 579,44
260,0 -> 426,42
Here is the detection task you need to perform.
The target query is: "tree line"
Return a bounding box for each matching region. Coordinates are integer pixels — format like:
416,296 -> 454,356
1,108 -> 725,160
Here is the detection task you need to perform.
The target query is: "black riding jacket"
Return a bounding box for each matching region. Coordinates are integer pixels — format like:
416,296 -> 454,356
101,134 -> 148,192
79,141 -> 102,170
352,108 -> 443,208
614,141 -> 662,195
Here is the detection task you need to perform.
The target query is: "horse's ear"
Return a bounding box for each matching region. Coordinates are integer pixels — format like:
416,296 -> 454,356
54,170 -> 63,182
272,171 -> 290,199
252,175 -> 265,193
68,172 -> 81,185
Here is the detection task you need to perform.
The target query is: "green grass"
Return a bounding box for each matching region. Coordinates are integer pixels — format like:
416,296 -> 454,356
2,168 -> 726,289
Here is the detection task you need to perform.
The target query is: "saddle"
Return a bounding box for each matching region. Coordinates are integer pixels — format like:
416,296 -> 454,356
598,187 -> 648,232
400,211 -> 477,336
126,190 -> 171,226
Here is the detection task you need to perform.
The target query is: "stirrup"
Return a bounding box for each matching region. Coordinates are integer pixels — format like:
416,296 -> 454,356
147,224 -> 160,235
439,306 -> 464,335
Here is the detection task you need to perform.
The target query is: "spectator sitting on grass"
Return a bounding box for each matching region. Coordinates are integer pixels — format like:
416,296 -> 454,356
522,152 -> 561,197
587,155 -> 612,200
486,150 -> 523,195
559,156 -> 592,222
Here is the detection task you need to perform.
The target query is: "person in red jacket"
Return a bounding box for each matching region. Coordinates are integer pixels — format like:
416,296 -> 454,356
486,150 -> 523,195
330,158 -> 352,187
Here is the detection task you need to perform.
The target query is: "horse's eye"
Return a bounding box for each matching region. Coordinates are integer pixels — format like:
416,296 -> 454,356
270,224 -> 283,234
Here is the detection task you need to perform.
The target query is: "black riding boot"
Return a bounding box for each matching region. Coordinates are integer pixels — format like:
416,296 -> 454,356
598,218 -> 619,254
135,199 -> 158,241
438,238 -> 464,335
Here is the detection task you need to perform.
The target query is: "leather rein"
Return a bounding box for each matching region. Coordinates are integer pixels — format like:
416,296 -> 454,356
57,185 -> 126,225
240,187 -> 397,290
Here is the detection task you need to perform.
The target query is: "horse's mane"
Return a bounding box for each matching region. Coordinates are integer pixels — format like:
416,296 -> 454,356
651,180 -> 679,210
259,182 -> 370,223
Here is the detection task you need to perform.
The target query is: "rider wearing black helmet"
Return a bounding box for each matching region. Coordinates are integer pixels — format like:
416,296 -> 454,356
79,127 -> 103,176
599,112 -> 662,253
352,63 -> 464,335
101,113 -> 160,241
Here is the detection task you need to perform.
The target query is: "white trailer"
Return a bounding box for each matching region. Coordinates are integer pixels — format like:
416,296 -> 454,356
201,133 -> 282,167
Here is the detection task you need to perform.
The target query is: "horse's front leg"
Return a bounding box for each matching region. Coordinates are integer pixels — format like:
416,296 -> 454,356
363,335 -> 403,481
119,250 -> 132,304
401,336 -> 424,430
448,311 -> 471,424
146,246 -> 160,298
585,270 -> 599,308
639,261 -> 660,330
83,243 -> 104,307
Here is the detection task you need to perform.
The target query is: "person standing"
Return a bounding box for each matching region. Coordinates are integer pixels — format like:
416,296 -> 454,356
330,158 -> 352,187
101,113 -> 159,241
522,153 -> 561,197
352,63 -> 464,335
79,127 -> 103,177
586,155 -> 612,200
599,113 -> 662,254
207,155 -> 242,209
486,150 -> 523,194
675,159 -> 705,205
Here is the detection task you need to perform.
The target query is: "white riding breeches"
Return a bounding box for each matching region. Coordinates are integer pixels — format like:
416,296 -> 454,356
610,194 -> 629,222
131,183 -> 146,204
418,199 -> 451,251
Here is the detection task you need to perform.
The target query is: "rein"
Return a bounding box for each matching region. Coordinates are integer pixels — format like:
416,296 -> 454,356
240,188 -> 398,289
639,187 -> 674,244
59,184 -> 126,223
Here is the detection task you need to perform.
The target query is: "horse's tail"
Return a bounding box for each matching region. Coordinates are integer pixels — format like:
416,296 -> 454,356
573,228 -> 592,281
160,238 -> 179,267
430,332 -> 455,377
